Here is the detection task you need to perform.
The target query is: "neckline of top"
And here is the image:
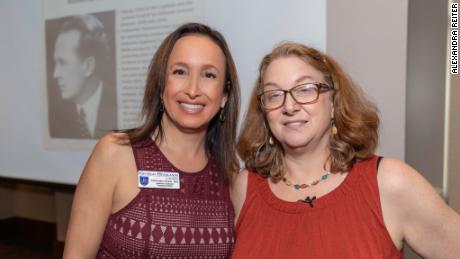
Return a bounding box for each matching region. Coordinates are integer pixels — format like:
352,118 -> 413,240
142,136 -> 212,176
257,157 -> 375,212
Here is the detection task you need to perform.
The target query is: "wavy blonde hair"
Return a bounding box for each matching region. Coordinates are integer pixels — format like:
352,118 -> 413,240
237,42 -> 379,182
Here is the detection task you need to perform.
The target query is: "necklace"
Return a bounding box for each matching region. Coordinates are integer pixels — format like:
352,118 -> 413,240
282,170 -> 331,190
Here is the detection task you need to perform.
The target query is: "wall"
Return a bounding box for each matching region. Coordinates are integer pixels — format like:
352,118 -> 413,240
54,192 -> 73,241
0,186 -> 14,219
0,0 -> 91,185
326,0 -> 408,160
448,73 -> 460,211
447,0 -> 460,214
326,1 -> 423,258
406,0 -> 447,192
204,0 -> 326,125
0,0 -> 326,185
14,184 -> 56,222
0,182 -> 72,240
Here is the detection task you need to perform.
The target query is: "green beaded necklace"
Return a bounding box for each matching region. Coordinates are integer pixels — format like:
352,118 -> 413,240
282,170 -> 331,190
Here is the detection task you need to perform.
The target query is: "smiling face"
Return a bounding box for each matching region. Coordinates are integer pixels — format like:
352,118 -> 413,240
162,34 -> 227,134
263,56 -> 333,151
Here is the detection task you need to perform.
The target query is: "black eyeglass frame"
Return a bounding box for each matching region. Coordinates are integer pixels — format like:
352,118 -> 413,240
258,82 -> 333,110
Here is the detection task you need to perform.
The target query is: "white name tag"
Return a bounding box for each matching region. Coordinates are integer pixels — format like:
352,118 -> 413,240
137,170 -> 180,189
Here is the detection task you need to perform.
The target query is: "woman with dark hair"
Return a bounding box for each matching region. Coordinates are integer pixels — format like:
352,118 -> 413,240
64,23 -> 240,258
231,42 -> 460,258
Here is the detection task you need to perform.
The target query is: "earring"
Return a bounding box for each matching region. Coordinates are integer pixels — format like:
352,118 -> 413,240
331,119 -> 337,135
269,136 -> 274,145
219,108 -> 225,122
160,99 -> 164,112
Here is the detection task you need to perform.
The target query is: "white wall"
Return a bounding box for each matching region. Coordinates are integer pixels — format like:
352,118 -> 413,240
205,0 -> 326,125
0,0 -> 326,185
0,0 -> 92,185
326,0 -> 409,160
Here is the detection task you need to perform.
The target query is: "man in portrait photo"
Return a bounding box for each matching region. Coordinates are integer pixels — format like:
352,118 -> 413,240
46,12 -> 116,139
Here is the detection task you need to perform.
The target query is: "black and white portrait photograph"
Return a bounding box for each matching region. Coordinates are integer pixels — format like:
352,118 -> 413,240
45,11 -> 117,139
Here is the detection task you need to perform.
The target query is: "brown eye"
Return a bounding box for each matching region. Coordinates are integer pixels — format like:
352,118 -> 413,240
294,84 -> 316,96
204,71 -> 217,79
172,68 -> 186,75
264,90 -> 284,102
267,91 -> 284,99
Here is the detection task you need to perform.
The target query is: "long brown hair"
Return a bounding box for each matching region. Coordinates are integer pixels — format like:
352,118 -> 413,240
237,42 -> 379,182
124,23 -> 241,182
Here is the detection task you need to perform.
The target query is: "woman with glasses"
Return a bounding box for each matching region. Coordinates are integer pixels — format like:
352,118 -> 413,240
231,42 -> 460,258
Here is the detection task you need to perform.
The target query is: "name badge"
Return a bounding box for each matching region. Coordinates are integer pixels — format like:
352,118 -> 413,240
137,170 -> 180,189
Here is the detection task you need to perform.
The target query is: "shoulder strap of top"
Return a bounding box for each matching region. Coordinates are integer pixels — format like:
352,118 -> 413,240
235,171 -> 266,231
130,137 -> 154,171
355,155 -> 388,223
376,156 -> 383,174
246,171 -> 266,197
356,156 -> 399,255
354,155 -> 379,179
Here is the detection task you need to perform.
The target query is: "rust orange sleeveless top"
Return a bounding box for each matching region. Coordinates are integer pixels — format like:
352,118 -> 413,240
232,156 -> 403,259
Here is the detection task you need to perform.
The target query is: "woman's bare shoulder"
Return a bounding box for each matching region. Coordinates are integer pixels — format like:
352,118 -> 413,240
376,157 -> 426,199
231,169 -> 249,223
80,133 -> 134,183
92,133 -> 132,161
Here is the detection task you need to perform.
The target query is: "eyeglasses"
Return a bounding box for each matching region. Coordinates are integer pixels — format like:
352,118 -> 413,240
258,82 -> 333,110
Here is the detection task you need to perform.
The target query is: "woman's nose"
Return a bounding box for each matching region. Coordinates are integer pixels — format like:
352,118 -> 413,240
184,73 -> 201,99
282,93 -> 300,114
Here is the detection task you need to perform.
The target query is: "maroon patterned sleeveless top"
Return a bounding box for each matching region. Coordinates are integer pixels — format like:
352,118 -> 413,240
96,137 -> 235,258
